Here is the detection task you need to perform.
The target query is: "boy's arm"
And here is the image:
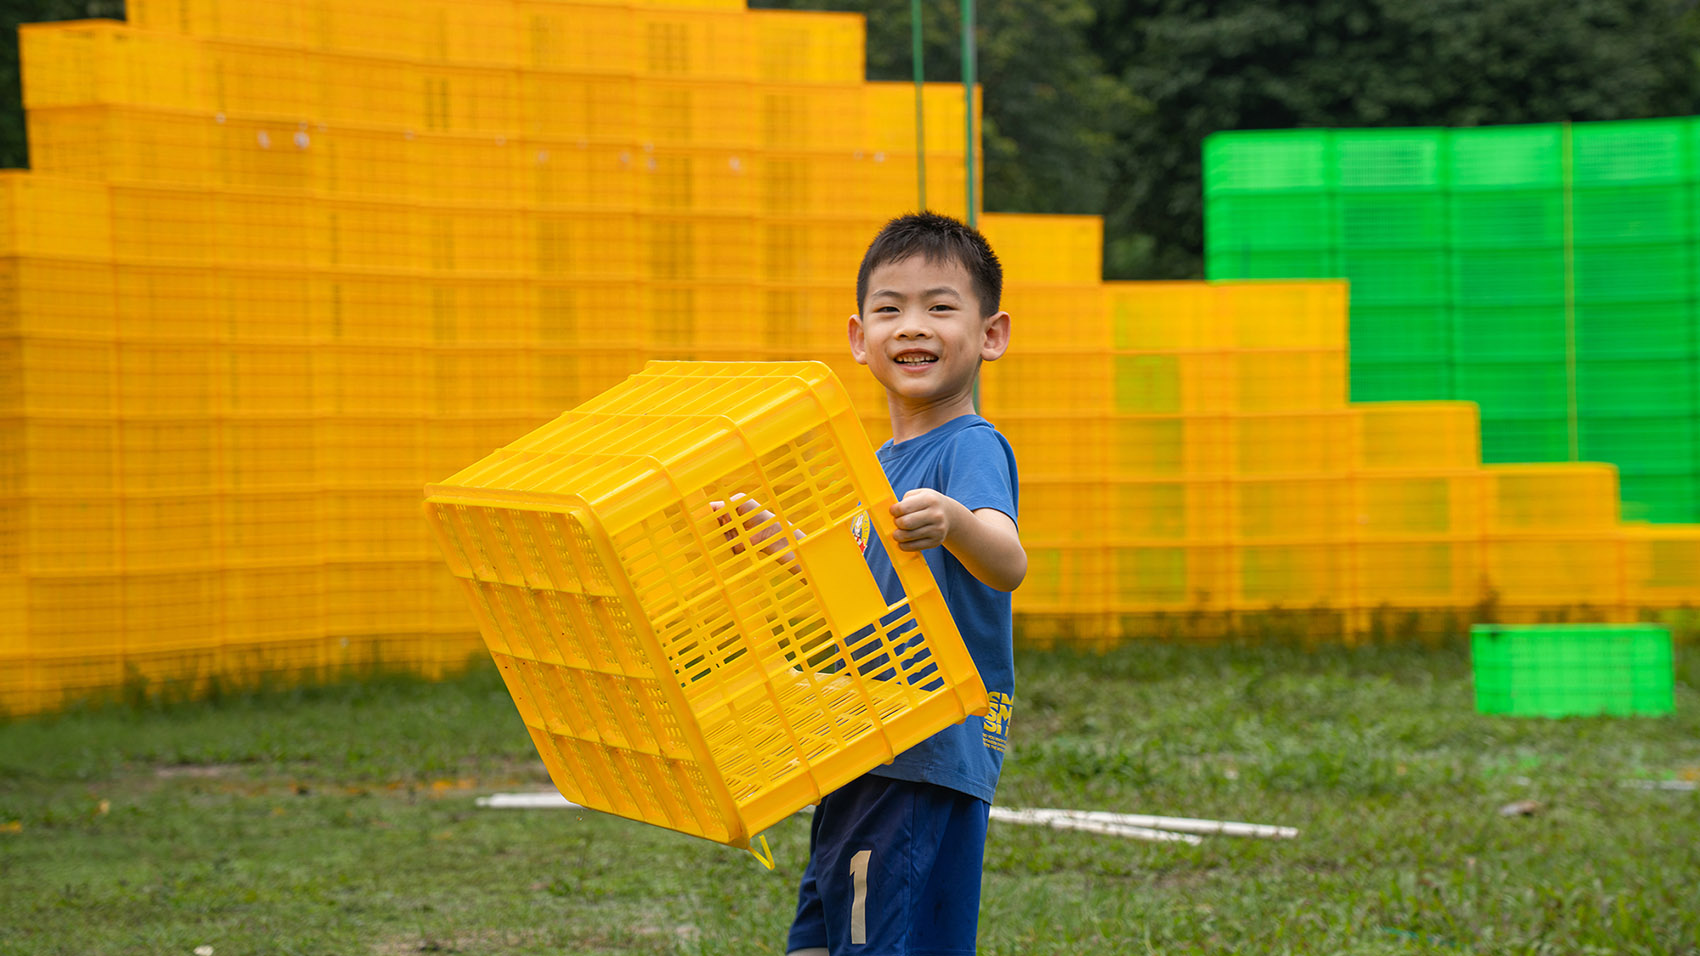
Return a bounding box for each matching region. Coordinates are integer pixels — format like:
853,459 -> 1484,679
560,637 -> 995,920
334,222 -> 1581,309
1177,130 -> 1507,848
889,488 -> 1026,592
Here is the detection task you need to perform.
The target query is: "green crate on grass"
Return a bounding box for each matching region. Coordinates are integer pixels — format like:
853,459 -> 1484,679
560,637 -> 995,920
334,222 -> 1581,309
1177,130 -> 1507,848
1471,624 -> 1674,717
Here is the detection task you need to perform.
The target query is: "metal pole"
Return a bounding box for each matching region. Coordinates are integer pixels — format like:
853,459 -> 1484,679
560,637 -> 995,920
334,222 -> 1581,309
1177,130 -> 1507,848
911,0 -> 926,209
961,0 -> 976,226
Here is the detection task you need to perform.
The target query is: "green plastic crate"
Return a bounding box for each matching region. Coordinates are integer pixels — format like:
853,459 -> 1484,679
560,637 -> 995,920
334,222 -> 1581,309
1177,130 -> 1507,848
1618,471 -> 1700,523
1451,247 -> 1566,305
1572,243 -> 1691,304
1448,190 -> 1565,247
1571,185 -> 1692,245
1349,306 -> 1453,362
1208,192 -> 1338,248
1573,300 -> 1694,359
1575,358 -> 1696,417
1338,248 -> 1450,305
1569,118 -> 1691,186
1454,360 -> 1571,418
1334,129 -> 1446,190
1472,624 -> 1675,717
1203,130 -> 1332,194
1448,125 -> 1565,188
1453,304 -> 1567,361
1479,415 -> 1572,463
1578,414 -> 1700,471
1349,359 -> 1452,402
1204,247 -> 1337,282
1339,192 -> 1447,248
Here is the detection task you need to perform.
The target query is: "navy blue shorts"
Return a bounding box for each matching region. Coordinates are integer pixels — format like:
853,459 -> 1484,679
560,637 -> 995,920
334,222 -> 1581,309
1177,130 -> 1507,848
785,775 -> 990,956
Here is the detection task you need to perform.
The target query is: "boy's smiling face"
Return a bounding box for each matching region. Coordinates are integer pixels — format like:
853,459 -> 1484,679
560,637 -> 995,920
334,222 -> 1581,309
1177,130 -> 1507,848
850,254 -> 1010,433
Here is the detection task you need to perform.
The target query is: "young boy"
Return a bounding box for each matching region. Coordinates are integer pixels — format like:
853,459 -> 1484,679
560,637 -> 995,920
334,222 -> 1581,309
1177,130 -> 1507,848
785,211 -> 1024,956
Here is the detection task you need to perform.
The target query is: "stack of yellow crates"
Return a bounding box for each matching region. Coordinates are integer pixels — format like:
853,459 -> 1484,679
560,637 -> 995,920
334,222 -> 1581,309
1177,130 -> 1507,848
0,0 -> 980,715
979,213 -> 1700,645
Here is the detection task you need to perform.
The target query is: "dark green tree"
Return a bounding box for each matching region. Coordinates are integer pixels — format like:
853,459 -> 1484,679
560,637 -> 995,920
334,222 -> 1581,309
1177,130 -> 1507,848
0,0 -> 125,169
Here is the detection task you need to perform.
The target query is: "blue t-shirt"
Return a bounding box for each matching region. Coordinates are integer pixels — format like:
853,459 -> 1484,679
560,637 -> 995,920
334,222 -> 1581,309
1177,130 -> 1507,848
861,413 -> 1018,805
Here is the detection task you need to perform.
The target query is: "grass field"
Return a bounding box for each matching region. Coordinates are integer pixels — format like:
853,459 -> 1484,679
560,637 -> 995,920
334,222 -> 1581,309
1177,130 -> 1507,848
3,641 -> 1698,955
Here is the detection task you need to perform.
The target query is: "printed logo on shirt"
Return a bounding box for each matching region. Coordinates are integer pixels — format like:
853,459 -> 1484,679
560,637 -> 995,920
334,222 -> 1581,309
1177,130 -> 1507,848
982,691 -> 1013,753
850,508 -> 870,555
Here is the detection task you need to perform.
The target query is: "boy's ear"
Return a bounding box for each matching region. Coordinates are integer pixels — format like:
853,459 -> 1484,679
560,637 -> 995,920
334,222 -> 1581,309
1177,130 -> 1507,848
979,310 -> 1011,362
848,313 -> 869,365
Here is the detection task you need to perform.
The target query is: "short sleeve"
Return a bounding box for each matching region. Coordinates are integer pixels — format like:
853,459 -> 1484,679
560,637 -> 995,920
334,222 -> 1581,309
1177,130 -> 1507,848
943,423 -> 1018,524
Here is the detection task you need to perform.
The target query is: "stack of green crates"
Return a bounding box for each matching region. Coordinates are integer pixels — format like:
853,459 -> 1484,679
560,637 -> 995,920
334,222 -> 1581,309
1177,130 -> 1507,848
1471,624 -> 1675,717
1204,119 -> 1700,523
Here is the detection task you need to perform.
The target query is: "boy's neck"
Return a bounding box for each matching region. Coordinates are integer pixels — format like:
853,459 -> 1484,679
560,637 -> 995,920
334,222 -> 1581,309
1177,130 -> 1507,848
886,391 -> 979,444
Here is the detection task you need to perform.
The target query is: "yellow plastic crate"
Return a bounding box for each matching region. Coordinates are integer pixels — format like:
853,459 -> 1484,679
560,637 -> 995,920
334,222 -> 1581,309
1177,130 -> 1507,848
1623,523 -> 1700,607
1215,281 -> 1348,350
119,492 -> 221,572
1000,284 -> 1108,350
424,361 -> 987,855
0,416 -> 119,495
529,140 -> 639,210
979,213 -> 1103,284
517,1 -> 639,74
749,11 -> 865,84
641,149 -> 757,216
226,491 -> 324,565
1355,473 -> 1485,538
1485,464 -> 1621,532
756,85 -> 865,151
118,416 -> 220,494
1106,282 -> 1228,350
1352,401 -> 1482,472
19,21 -> 205,112
0,256 -> 116,339
0,174 -> 112,259
1484,534 -> 1624,608
1354,539 -> 1482,608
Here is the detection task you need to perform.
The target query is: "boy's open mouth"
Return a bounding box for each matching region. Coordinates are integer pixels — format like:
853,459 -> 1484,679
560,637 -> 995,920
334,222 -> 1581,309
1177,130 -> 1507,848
893,351 -> 938,366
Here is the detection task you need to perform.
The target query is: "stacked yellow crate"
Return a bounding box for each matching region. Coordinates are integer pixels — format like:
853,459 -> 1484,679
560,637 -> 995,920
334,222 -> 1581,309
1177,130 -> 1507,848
978,212 -> 1700,645
0,0 -> 983,714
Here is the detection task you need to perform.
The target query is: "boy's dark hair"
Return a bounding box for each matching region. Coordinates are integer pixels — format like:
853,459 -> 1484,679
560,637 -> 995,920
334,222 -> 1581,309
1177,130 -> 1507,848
856,211 -> 1003,317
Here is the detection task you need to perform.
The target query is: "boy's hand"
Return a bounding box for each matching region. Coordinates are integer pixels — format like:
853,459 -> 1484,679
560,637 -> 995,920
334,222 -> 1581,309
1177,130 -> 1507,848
710,494 -> 802,571
890,488 -> 961,552
890,487 -> 1027,591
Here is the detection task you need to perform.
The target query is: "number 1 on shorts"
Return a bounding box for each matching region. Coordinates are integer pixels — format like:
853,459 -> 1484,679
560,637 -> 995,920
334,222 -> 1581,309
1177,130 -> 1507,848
849,849 -> 871,944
